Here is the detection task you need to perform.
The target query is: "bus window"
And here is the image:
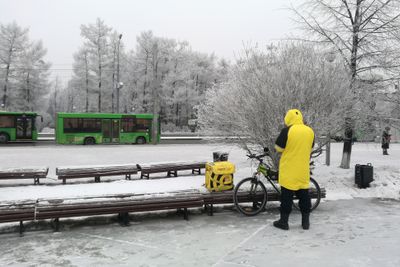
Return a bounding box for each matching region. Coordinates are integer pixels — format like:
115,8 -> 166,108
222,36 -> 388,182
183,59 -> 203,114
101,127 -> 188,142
136,118 -> 151,132
64,118 -> 101,133
82,118 -> 102,132
0,115 -> 15,127
121,118 -> 136,132
64,118 -> 79,133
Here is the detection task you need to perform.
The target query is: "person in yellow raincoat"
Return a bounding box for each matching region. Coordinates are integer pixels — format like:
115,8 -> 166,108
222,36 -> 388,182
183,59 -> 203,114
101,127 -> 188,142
273,109 -> 314,230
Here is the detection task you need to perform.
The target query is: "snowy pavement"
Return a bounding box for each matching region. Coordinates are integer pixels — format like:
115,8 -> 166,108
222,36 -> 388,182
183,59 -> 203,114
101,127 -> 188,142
0,198 -> 399,267
0,142 -> 399,266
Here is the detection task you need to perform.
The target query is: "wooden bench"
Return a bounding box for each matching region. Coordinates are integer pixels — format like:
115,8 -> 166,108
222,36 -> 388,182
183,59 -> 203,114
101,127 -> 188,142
0,188 -> 327,234
0,194 -> 204,234
137,161 -> 206,179
0,167 -> 49,185
56,164 -> 139,184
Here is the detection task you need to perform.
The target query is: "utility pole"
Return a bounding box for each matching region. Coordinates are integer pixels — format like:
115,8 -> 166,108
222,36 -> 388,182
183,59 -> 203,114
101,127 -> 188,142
151,43 -> 160,145
116,33 -> 122,113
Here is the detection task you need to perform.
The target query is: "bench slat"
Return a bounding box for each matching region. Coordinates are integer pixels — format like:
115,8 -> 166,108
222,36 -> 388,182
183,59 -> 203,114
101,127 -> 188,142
137,161 -> 206,179
0,167 -> 48,185
0,167 -> 48,178
56,164 -> 139,176
56,164 -> 139,184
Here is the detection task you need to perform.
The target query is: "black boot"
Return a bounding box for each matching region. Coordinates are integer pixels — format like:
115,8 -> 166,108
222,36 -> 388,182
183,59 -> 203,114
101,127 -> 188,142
302,213 -> 310,230
273,213 -> 289,230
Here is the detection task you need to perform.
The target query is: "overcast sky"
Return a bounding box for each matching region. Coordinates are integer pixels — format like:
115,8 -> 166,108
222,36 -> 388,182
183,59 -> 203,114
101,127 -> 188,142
0,0 -> 301,82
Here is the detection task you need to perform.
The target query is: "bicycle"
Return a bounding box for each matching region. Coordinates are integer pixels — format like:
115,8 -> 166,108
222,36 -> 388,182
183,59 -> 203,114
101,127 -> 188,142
233,152 -> 321,216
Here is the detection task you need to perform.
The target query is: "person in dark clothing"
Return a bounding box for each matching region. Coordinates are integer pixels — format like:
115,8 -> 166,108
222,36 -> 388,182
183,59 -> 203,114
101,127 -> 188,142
273,109 -> 315,230
382,127 -> 391,155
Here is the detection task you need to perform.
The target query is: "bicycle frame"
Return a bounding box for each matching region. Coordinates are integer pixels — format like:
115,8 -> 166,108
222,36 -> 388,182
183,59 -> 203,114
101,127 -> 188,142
254,159 -> 281,195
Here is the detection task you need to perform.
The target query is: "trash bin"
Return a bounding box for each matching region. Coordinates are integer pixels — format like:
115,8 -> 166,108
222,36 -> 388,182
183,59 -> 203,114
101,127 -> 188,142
213,151 -> 229,162
205,161 -> 235,192
355,163 -> 373,188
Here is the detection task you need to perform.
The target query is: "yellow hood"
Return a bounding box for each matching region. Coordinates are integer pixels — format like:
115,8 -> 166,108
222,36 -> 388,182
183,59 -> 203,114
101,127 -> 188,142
284,109 -> 304,127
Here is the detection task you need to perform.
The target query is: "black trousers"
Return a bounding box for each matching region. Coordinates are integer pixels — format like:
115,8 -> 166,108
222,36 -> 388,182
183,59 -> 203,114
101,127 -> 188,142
280,186 -> 311,214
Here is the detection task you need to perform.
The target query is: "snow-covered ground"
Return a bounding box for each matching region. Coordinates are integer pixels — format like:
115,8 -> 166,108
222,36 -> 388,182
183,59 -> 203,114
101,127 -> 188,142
0,198 -> 398,267
0,142 -> 399,202
0,142 -> 399,267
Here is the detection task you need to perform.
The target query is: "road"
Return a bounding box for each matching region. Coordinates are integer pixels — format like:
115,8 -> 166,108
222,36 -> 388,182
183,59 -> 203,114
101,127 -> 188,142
0,134 -> 218,146
0,198 -> 399,267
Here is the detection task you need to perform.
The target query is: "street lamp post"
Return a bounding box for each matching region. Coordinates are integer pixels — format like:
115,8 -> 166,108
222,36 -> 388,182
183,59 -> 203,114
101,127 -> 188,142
325,50 -> 335,166
116,34 -> 123,113
117,81 -> 124,113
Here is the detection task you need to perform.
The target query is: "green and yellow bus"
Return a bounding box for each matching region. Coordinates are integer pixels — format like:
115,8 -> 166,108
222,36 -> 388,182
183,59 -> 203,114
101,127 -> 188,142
55,112 -> 160,145
0,112 -> 40,143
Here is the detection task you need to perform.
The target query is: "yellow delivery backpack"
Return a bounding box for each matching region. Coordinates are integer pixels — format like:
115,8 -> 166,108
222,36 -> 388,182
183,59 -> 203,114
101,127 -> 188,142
205,161 -> 235,192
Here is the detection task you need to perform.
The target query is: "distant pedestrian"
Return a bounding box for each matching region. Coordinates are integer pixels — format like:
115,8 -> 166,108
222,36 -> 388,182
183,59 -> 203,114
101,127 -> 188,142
382,126 -> 391,155
274,109 -> 314,230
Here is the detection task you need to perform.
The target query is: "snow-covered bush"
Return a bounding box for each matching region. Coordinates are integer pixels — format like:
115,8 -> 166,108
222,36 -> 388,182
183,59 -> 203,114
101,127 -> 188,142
198,43 -> 352,162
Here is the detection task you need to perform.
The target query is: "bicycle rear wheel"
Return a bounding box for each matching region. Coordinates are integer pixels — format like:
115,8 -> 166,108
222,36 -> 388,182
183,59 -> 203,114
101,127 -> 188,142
233,177 -> 268,216
293,177 -> 321,211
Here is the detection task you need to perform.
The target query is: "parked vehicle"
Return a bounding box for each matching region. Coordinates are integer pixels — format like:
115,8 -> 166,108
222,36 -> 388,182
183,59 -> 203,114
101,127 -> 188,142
0,112 -> 41,143
55,112 -> 160,145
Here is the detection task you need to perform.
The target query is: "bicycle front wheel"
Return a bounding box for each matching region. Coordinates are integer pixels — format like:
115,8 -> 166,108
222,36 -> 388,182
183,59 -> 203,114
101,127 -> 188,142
233,177 -> 268,216
293,177 -> 321,211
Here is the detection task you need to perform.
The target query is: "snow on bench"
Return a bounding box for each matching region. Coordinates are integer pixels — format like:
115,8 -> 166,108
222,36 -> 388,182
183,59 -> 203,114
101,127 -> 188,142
0,167 -> 49,185
137,161 -> 207,179
56,164 -> 139,184
0,192 -> 205,233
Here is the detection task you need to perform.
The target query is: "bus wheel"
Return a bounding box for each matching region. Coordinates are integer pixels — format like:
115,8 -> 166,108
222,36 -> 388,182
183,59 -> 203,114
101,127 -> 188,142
0,133 -> 10,143
84,137 -> 96,145
136,137 -> 146,144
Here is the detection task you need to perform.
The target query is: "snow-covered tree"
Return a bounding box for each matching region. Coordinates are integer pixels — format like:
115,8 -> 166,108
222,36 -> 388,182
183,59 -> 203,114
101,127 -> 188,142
0,22 -> 29,110
293,0 -> 400,168
15,40 -> 50,111
124,31 -> 223,130
66,27 -> 226,131
80,18 -> 112,112
70,48 -> 93,112
198,43 -> 352,166
0,22 -> 50,112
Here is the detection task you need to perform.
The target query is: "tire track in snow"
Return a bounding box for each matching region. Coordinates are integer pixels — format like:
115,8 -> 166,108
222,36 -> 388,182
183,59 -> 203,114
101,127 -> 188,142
211,223 -> 268,267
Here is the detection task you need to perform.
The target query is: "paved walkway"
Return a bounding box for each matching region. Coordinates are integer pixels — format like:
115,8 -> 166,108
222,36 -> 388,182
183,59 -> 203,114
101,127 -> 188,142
0,198 -> 399,267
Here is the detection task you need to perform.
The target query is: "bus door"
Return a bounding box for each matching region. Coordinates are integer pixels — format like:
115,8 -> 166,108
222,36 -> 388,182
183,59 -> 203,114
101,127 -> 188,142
112,119 -> 120,143
16,115 -> 34,140
102,119 -> 120,143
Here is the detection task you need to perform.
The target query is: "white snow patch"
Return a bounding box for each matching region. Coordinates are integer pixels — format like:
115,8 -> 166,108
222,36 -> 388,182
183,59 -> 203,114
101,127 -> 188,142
0,142 -> 399,203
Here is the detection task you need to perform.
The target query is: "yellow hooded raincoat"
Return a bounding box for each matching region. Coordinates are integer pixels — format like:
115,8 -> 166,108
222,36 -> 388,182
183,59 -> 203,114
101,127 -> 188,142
275,109 -> 314,190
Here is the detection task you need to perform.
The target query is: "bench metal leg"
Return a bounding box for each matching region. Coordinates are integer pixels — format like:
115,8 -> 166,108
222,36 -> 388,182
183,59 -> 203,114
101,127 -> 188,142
95,176 -> 101,183
54,218 -> 60,232
63,178 -> 66,184
19,221 -> 24,236
118,212 -> 130,226
205,204 -> 214,216
177,208 -> 189,220
141,173 -> 149,179
34,177 -> 40,185
192,168 -> 201,175
125,174 -> 131,180
167,170 -> 178,177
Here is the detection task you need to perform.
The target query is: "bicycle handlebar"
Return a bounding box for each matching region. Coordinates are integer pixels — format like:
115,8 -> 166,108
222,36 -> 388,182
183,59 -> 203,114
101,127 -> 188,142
247,153 -> 315,167
246,153 -> 269,160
